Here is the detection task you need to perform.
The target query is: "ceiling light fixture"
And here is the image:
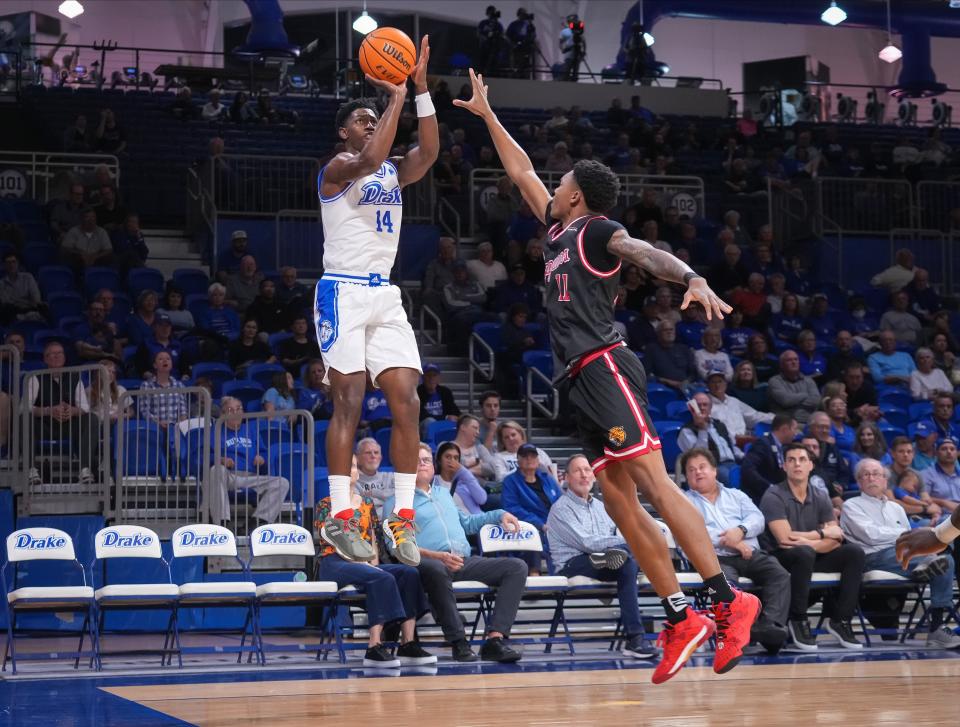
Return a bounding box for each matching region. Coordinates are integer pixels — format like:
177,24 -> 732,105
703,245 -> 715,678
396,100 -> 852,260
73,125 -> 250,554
821,2 -> 847,26
878,0 -> 901,63
353,2 -> 377,35
58,0 -> 84,19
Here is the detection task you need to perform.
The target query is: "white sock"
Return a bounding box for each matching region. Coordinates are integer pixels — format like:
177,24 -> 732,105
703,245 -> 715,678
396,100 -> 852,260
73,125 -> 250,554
328,475 -> 352,517
392,472 -> 416,513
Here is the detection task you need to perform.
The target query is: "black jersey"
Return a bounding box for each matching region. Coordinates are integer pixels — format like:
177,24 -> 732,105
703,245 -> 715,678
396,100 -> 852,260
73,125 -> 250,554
543,207 -> 626,370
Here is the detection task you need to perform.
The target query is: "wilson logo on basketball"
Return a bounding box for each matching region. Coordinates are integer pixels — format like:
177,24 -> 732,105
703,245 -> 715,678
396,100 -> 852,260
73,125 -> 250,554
608,426 -> 627,447
381,42 -> 412,71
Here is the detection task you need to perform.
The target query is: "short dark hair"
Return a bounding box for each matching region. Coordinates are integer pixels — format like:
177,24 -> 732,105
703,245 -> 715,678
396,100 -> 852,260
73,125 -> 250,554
572,159 -> 620,213
771,414 -> 795,431
479,390 -> 501,407
456,414 -> 480,431
335,98 -> 378,133
680,447 -> 716,475
890,436 -> 912,450
783,442 -> 812,459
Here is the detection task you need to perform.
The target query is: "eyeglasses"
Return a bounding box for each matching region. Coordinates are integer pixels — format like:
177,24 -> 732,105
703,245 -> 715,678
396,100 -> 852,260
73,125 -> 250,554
859,471 -> 887,479
418,457 -> 434,465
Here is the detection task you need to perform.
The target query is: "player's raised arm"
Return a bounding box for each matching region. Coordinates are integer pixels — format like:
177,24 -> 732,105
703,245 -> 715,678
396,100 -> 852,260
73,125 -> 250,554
324,75 -> 408,188
395,36 -> 439,188
453,68 -> 551,223
606,229 -> 732,321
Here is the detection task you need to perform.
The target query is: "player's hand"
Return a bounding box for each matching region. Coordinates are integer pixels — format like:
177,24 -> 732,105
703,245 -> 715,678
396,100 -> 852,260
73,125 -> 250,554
895,527 -> 948,568
681,277 -> 731,321
452,68 -> 494,120
410,35 -> 430,92
365,74 -> 408,104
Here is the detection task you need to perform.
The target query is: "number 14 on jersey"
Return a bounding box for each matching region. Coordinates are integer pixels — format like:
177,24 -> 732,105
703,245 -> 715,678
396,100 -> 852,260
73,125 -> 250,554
375,209 -> 395,233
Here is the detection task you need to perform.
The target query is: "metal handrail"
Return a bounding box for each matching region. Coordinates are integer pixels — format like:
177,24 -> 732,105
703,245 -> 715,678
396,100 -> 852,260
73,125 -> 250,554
0,151 -> 120,202
525,367 -> 560,432
419,304 -> 443,346
438,196 -> 461,241
467,333 -> 496,414
274,208 -> 323,277
0,345 -> 21,481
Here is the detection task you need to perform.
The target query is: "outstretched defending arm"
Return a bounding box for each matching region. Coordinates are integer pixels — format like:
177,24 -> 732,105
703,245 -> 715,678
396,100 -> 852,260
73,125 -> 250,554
453,68 -> 551,223
606,229 -> 732,321
395,36 -> 439,188
323,76 -> 408,189
896,508 -> 960,567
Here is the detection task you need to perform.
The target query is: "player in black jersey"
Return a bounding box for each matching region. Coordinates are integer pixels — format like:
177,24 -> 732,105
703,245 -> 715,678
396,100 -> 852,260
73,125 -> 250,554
454,69 -> 761,683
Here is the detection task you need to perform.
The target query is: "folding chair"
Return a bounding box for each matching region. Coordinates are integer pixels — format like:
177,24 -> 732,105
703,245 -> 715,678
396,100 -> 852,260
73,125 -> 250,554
478,522 -> 572,654
247,524 -> 338,663
170,524 -> 261,665
2,528 -> 99,674
91,525 -> 181,668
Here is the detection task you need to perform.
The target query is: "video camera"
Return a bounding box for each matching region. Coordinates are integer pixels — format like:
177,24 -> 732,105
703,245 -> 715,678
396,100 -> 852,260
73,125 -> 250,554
486,5 -> 500,20
566,14 -> 584,38
518,8 -> 534,22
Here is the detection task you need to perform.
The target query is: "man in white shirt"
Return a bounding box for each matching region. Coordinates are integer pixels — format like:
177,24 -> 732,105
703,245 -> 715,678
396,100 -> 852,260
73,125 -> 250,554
201,89 -> 227,120
682,448 -> 789,652
353,437 -> 395,516
466,241 -> 507,291
870,248 -> 915,293
706,371 -> 774,439
840,457 -> 960,648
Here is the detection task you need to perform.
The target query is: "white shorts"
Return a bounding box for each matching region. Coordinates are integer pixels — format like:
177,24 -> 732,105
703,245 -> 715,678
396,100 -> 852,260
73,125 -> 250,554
313,273 -> 421,386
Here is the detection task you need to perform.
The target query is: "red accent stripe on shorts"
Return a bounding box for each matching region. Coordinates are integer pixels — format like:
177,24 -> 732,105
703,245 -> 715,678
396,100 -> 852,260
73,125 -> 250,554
568,341 -> 625,378
601,350 -> 652,434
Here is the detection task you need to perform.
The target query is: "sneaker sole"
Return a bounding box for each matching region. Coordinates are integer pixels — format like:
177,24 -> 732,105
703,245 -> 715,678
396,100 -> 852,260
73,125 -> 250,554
713,593 -> 762,675
362,658 -> 401,668
651,620 -> 716,685
787,622 -> 819,652
398,654 -> 438,665
825,623 -> 864,650
320,526 -> 375,562
914,556 -> 951,581
590,549 -> 629,570
622,647 -> 656,659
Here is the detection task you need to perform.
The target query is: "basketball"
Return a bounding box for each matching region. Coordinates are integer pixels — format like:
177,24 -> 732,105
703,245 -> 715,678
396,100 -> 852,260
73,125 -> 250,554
358,27 -> 417,85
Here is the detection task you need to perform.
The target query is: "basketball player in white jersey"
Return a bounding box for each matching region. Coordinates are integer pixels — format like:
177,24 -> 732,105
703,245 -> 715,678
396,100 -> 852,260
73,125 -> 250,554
315,36 -> 437,566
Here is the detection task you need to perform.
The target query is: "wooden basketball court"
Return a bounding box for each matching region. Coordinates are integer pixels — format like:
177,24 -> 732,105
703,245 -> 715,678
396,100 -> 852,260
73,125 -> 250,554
97,659 -> 960,726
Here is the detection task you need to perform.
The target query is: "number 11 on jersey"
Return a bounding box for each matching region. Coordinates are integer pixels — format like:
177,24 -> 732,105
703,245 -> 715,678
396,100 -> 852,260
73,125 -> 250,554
375,209 -> 394,233
556,273 -> 571,301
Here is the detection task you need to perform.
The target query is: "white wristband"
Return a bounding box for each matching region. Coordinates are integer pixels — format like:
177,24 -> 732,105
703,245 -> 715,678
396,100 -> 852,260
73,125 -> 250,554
934,517 -> 960,544
415,92 -> 435,118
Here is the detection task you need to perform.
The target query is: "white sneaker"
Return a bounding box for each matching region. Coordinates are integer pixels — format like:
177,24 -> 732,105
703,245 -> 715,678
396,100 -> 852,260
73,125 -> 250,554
927,626 -> 960,649
28,467 -> 41,486
79,467 -> 94,485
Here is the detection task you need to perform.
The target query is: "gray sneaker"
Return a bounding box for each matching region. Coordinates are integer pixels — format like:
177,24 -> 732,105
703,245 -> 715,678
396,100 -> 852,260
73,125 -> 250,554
383,513 -> 420,566
912,555 -> 951,583
590,548 -> 630,570
927,626 -> 960,649
320,513 -> 375,562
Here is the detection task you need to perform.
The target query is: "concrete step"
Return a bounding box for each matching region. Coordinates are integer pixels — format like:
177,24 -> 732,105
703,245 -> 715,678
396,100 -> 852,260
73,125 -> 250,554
143,228 -> 205,281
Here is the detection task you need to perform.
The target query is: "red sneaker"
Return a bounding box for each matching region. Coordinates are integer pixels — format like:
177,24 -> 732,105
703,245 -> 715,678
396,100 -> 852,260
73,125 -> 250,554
651,610 -> 716,685
711,590 -> 761,674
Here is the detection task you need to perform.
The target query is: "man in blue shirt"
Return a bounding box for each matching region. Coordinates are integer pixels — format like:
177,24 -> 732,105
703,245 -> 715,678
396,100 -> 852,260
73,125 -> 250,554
546,454 -> 653,659
867,330 -> 916,387
361,387 -> 392,433
385,443 -> 525,664
207,396 -> 290,528
922,436 -> 960,514
924,393 -> 958,440
199,283 -> 241,340
682,448 -> 789,652
417,363 -> 461,437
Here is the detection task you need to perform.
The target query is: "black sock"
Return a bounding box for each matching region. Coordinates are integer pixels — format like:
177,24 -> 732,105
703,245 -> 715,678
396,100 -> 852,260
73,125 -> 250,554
930,607 -> 945,632
704,573 -> 735,604
661,592 -> 689,624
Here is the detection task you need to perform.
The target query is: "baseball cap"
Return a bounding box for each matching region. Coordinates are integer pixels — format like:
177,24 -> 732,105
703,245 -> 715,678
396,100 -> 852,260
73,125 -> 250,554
912,420 -> 934,439
937,435 -> 959,450
154,313 -> 172,325
231,229 -> 248,240
423,363 -> 441,374
706,370 -> 725,380
517,443 -> 539,457
644,295 -> 658,307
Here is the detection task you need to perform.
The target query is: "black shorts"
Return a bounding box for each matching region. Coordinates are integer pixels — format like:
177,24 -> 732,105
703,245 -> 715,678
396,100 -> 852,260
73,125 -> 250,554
568,344 -> 661,473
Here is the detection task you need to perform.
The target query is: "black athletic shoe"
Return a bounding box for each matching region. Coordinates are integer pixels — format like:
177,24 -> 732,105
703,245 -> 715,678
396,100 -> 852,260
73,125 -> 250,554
451,638 -> 478,662
622,634 -> 656,659
397,640 -> 437,665
479,637 -> 522,663
787,619 -> 818,651
363,643 -> 401,667
589,548 -> 630,571
826,619 -> 863,650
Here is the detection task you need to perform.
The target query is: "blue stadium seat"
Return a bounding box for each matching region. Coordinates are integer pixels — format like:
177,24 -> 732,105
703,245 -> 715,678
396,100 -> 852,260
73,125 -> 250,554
909,401 -> 933,422
375,426 -> 393,468
172,268 -> 211,297
313,426 -> 328,468
46,291 -> 84,324
665,400 -> 693,423
654,421 -> 684,469
127,267 -> 165,298
186,294 -> 210,323
21,243 -> 55,275
119,420 -> 167,478
426,420 -> 457,447
878,422 -> 907,442
879,406 -> 909,430
647,386 -> 681,414
878,389 -> 911,412
268,332 -> 293,354
191,362 -> 234,397
726,465 -> 741,489
83,266 -> 120,297
32,329 -> 68,349
37,265 -> 75,297
222,380 -> 265,410
754,421 -> 772,437
246,363 -> 287,389
271,443 -> 312,505
257,419 -> 291,452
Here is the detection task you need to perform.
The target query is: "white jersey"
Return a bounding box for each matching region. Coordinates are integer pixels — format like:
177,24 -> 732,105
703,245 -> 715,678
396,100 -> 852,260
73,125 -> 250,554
318,158 -> 402,275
